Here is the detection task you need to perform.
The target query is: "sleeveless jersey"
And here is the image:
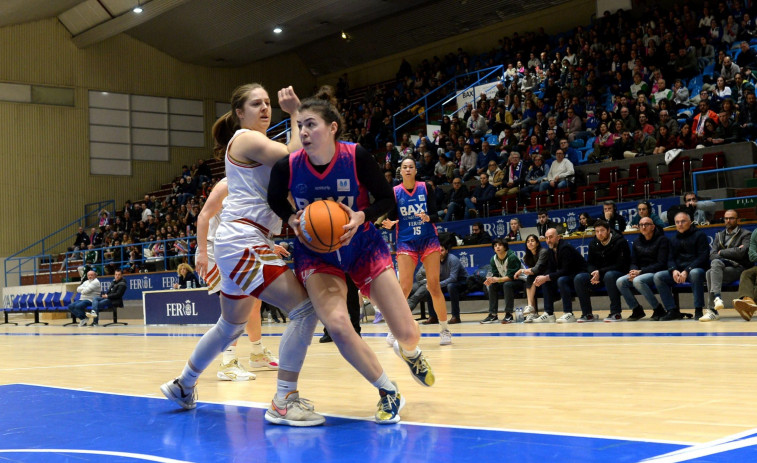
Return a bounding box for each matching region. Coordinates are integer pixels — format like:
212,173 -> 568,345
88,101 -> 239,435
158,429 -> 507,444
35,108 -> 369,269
288,142 -> 371,216
393,182 -> 438,243
220,129 -> 281,235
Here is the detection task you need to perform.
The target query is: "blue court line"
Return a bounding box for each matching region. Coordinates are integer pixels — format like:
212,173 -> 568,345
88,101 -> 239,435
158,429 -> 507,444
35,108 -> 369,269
0,384 -> 702,463
3,331 -> 757,338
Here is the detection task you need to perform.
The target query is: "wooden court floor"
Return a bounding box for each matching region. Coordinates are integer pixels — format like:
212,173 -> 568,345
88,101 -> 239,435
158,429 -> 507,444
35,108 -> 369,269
2,310 -> 757,446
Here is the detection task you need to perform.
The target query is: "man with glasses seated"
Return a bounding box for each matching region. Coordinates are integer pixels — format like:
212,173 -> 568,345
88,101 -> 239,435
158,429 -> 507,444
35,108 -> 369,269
616,217 -> 671,321
653,212 -> 709,321
702,210 -> 751,321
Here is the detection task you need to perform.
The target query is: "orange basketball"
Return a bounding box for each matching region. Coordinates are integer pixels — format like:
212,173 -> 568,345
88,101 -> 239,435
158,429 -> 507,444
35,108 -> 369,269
300,200 -> 350,253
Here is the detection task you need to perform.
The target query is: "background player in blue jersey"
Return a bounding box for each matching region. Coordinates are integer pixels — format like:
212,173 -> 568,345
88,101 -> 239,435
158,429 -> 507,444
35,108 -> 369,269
268,90 -> 435,424
382,158 -> 452,346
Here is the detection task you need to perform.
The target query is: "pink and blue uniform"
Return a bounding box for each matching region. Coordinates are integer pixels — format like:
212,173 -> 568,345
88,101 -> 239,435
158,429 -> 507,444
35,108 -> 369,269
393,182 -> 441,266
288,142 -> 393,298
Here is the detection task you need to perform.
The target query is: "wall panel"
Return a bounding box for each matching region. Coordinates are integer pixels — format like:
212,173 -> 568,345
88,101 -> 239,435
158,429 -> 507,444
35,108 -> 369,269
0,18 -> 315,262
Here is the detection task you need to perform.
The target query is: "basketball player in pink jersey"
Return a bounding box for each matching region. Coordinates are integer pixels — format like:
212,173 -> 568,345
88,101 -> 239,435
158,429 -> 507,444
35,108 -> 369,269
383,158 -> 452,346
268,90 -> 435,424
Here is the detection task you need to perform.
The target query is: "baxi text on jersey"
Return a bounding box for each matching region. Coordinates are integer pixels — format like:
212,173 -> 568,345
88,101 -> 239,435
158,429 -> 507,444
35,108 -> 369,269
166,300 -> 197,317
399,204 -> 425,216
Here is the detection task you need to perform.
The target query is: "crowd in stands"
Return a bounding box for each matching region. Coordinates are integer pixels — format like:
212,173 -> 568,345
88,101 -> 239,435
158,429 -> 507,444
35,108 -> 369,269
328,1 -> 757,221
66,162 -> 216,278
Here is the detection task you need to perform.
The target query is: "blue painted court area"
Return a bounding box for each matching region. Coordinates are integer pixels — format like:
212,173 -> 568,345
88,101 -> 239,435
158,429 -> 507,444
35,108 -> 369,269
1,383 -> 739,463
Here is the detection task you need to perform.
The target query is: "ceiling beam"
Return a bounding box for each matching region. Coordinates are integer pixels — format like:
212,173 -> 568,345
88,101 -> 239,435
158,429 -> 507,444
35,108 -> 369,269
71,0 -> 191,48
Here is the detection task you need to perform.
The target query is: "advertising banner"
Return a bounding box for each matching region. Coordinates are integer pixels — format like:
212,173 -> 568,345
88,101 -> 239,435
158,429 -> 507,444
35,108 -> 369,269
142,288 -> 220,325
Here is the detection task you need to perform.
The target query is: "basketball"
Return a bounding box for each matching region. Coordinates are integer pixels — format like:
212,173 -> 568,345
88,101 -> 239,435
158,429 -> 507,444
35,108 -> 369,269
300,200 -> 350,253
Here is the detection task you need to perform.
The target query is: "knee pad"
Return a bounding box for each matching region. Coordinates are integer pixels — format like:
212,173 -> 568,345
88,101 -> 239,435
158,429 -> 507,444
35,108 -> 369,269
278,299 -> 318,373
217,316 -> 247,351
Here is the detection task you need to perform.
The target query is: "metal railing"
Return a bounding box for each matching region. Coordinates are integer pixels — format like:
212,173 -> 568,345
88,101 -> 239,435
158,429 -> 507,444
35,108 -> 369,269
392,65 -> 505,143
692,163 -> 757,198
4,236 -> 195,287
5,200 -> 115,287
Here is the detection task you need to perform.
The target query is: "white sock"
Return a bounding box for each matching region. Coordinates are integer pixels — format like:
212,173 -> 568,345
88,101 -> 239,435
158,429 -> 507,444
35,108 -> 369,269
179,364 -> 200,389
401,346 -> 421,359
275,379 -> 298,401
250,339 -> 264,355
222,345 -> 236,364
439,321 -> 448,331
371,371 -> 396,392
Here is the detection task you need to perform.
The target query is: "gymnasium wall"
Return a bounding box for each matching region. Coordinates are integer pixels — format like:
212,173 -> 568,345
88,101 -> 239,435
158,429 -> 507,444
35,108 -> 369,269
0,18 -> 315,258
316,0 -> 596,89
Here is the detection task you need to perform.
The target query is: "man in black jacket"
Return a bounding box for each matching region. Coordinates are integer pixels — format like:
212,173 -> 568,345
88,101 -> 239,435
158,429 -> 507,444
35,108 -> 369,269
531,228 -> 587,323
573,220 -> 631,322
87,269 -> 127,326
616,218 -> 670,321
653,212 -> 709,320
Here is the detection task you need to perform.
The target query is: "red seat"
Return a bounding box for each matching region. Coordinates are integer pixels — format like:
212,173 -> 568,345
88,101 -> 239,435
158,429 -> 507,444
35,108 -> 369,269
657,155 -> 692,191
691,151 -> 725,189
500,194 -> 520,214
586,166 -> 619,189
624,177 -> 656,200
526,191 -> 550,211
628,162 -> 650,181
562,185 -> 596,207
650,172 -> 684,197
596,180 -> 631,203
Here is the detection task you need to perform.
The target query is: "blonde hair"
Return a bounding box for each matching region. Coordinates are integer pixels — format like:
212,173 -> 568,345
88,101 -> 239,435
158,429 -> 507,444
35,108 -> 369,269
176,263 -> 194,276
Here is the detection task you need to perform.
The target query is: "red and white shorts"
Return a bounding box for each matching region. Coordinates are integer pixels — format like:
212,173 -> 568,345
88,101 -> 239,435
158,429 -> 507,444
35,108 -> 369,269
214,220 -> 290,299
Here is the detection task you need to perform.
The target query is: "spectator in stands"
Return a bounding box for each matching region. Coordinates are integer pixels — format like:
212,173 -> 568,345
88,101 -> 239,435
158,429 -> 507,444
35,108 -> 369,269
612,130 -> 636,159
631,127 -> 658,156
486,160 -> 505,192
499,151 -> 526,198
141,203 -> 152,222
434,153 -> 454,185
505,218 -> 522,242
69,226 -> 90,258
630,73 -> 650,99
565,219 -> 631,323
69,270 -> 101,327
637,113 -> 656,136
78,244 -> 99,279
90,227 -> 103,248
561,107 -> 583,143
173,262 -> 200,289
536,210 -> 558,239
516,234 -> 549,321
737,41 -> 757,71
616,216 -> 671,321
463,221 -> 492,246
481,239 -> 523,324
653,125 -> 678,154
653,211 -> 709,321
702,210 -> 751,321
533,228 -> 587,323
672,80 -> 691,110
521,154 -> 548,206
417,151 -> 436,181
652,79 -> 674,109
87,269 -> 126,326
739,91 -> 757,139
658,110 -> 679,136
617,107 -> 638,133
721,56 -> 741,86
674,47 -> 698,80
383,142 -> 401,174
628,201 -> 666,229
540,148 -> 574,192
464,172 -> 496,218
441,177 -> 469,222
195,158 -> 212,185
466,109 -> 488,138
459,144 -> 478,180
602,200 -> 627,233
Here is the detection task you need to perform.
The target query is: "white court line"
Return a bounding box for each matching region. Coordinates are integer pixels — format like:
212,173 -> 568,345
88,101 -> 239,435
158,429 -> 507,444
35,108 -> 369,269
642,433 -> 757,462
0,449 -> 192,463
6,382 -> 696,447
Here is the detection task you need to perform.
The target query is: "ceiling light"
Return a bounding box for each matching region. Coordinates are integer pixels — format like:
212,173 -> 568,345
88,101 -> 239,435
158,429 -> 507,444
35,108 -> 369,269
273,27 -> 282,34
341,31 -> 347,39
133,2 -> 143,13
